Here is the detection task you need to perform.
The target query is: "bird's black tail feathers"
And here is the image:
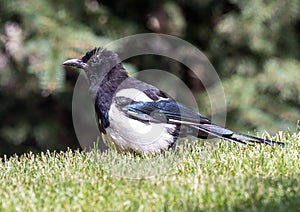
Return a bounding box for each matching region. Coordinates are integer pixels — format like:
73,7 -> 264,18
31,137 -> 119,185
195,124 -> 285,147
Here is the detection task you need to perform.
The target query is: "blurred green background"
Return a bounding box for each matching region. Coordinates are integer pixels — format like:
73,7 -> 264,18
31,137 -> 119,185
0,0 -> 299,156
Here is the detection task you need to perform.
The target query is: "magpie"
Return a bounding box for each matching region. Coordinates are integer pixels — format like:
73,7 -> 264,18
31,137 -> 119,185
63,48 -> 284,153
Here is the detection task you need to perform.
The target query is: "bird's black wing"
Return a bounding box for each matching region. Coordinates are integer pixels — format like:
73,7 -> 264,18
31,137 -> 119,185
115,97 -> 211,124
116,98 -> 285,147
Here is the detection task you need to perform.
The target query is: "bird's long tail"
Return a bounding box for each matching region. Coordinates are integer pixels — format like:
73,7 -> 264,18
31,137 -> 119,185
195,123 -> 285,147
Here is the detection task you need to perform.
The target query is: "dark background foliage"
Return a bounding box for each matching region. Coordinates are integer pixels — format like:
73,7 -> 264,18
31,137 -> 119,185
0,0 -> 299,156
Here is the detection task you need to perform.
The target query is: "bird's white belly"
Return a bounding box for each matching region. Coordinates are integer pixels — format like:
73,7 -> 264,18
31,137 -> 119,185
106,104 -> 176,153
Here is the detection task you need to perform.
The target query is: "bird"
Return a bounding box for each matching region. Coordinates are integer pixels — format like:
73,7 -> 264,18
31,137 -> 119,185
63,47 -> 284,153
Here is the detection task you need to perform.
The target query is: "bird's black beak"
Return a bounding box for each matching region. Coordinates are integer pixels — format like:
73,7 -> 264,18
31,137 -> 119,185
62,58 -> 87,69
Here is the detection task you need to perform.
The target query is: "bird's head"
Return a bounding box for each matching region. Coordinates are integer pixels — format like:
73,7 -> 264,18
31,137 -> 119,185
63,47 -> 127,99
63,47 -> 121,73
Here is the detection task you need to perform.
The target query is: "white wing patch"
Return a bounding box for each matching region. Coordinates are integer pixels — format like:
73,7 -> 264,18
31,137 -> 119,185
115,88 -> 169,102
115,88 -> 153,102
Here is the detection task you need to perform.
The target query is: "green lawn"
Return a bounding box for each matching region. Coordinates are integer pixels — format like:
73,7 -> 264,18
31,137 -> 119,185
0,131 -> 299,211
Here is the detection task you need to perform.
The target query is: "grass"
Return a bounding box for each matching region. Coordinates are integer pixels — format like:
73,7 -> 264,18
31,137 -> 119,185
0,131 -> 299,211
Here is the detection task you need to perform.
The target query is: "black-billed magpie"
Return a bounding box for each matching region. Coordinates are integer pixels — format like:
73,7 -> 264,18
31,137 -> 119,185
63,48 -> 284,153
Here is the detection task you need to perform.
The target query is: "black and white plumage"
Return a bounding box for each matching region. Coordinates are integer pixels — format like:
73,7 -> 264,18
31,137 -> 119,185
63,48 -> 284,153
